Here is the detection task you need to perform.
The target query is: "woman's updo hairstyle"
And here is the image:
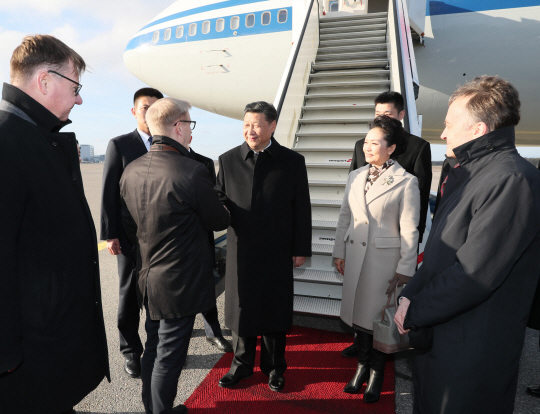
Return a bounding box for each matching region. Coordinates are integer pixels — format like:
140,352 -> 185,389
368,115 -> 407,158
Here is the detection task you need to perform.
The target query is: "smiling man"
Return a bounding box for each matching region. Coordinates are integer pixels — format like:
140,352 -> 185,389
394,76 -> 540,414
0,35 -> 109,414
216,101 -> 312,392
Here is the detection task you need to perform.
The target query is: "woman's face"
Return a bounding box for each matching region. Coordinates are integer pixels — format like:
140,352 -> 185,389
363,127 -> 395,167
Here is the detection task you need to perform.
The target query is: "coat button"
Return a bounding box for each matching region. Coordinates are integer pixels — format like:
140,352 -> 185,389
362,242 -> 366,246
350,240 -> 354,244
365,221 -> 368,225
355,218 -> 357,222
486,144 -> 493,150
52,142 -> 57,146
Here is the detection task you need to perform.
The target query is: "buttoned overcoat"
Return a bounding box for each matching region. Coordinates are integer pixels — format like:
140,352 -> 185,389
401,127 -> 540,414
0,83 -> 109,414
333,162 -> 419,329
216,138 -> 312,337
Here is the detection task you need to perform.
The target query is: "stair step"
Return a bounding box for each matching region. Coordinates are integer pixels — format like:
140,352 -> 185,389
310,69 -> 389,79
302,104 -> 375,111
293,295 -> 341,316
312,219 -> 339,229
296,146 -> 352,152
294,267 -> 343,285
317,43 -> 387,54
320,23 -> 386,35
320,30 -> 387,41
310,198 -> 343,207
316,50 -> 387,61
308,180 -> 347,187
321,11 -> 388,23
320,17 -> 387,28
296,131 -> 366,138
299,118 -> 371,124
307,80 -> 390,89
305,91 -> 382,100
307,163 -> 351,170
320,36 -> 386,47
312,59 -> 388,71
312,242 -> 335,255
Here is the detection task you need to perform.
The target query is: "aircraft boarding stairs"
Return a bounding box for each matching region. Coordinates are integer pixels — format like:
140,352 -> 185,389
292,12 -> 391,317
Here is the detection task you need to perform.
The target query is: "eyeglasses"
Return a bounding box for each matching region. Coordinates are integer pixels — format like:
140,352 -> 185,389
174,120 -> 196,130
48,70 -> 83,96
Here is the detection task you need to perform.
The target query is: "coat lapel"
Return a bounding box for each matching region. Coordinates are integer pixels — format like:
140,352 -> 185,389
349,167 -> 369,217
365,163 -> 406,205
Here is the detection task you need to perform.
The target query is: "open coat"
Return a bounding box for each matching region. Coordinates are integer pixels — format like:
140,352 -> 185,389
333,162 -> 419,329
0,83 -> 109,413
216,138 -> 312,337
401,127 -> 540,414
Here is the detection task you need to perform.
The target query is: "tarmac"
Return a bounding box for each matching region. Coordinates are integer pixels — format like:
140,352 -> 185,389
75,163 -> 540,413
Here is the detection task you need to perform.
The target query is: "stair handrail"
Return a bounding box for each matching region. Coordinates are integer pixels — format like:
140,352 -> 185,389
275,0 -> 320,120
390,0 -> 421,137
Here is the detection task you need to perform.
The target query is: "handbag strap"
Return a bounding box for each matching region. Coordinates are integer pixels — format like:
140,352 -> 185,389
380,285 -> 400,322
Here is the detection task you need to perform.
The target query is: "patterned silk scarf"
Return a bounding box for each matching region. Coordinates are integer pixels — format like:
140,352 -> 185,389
365,159 -> 394,194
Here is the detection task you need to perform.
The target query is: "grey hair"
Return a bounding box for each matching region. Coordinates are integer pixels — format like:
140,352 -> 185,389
145,97 -> 191,135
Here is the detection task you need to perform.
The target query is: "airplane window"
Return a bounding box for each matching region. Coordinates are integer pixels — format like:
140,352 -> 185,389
246,14 -> 255,28
176,26 -> 184,38
231,16 -> 239,30
330,1 -> 338,12
262,11 -> 271,25
278,9 -> 288,23
189,23 -> 197,36
202,21 -> 210,34
152,31 -> 159,43
216,18 -> 224,32
164,28 -> 171,41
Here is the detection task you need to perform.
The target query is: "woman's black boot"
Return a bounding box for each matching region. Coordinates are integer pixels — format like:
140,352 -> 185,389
363,348 -> 387,403
343,330 -> 373,393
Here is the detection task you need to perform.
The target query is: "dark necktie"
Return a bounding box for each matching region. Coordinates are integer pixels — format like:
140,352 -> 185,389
148,136 -> 153,146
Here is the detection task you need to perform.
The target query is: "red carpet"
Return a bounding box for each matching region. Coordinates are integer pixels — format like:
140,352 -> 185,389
185,326 -> 396,413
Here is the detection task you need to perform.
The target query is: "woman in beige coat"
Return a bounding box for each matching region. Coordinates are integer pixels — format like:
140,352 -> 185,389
333,116 -> 420,403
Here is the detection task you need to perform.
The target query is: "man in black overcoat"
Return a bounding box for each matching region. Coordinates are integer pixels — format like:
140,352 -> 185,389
120,98 -> 230,414
188,136 -> 233,353
0,35 -> 109,414
216,101 -> 312,392
342,91 -> 432,358
100,87 -> 163,378
395,76 -> 540,414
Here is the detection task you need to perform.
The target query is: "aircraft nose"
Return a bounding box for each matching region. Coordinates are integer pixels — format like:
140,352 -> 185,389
123,37 -> 144,83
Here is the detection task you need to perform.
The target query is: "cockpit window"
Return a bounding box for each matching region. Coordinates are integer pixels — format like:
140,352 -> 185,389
330,1 -> 339,12
246,14 -> 255,28
202,21 -> 210,34
278,9 -> 288,23
152,31 -> 159,43
176,26 -> 184,38
216,18 -> 225,32
231,16 -> 239,30
189,23 -> 197,36
164,28 -> 171,41
262,11 -> 271,25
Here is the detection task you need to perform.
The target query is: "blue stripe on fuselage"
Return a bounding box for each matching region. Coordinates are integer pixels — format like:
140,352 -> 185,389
140,0 -> 271,31
427,0 -> 540,16
125,8 -> 292,52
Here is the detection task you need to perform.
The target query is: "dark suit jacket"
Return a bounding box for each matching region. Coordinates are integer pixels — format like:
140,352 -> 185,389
100,129 -> 147,248
349,133 -> 431,240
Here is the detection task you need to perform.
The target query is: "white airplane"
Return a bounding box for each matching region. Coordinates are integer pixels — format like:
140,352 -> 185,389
123,0 -> 540,316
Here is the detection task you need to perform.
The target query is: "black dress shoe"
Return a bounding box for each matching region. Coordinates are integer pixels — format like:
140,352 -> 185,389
124,358 -> 141,378
206,336 -> 233,353
341,344 -> 359,358
363,369 -> 385,403
343,363 -> 370,394
268,374 -> 285,392
527,384 -> 540,397
173,404 -> 188,413
218,371 -> 253,388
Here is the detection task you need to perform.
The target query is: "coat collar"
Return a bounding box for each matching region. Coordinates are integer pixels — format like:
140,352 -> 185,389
1,82 -> 71,133
151,135 -> 191,158
362,161 -> 407,206
452,125 -> 516,166
240,136 -> 281,160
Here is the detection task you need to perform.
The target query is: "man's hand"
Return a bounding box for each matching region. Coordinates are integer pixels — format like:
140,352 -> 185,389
292,257 -> 306,268
334,258 -> 345,275
386,273 -> 412,296
107,239 -> 121,255
395,297 -> 411,335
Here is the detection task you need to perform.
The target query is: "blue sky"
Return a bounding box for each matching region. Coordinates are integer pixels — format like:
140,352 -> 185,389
0,1 -> 536,161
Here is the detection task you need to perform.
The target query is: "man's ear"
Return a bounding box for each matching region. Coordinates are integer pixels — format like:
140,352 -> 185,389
131,107 -> 136,117
473,122 -> 489,138
398,110 -> 405,121
36,71 -> 49,95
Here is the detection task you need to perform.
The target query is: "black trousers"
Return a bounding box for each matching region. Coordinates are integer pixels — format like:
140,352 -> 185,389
201,305 -> 222,338
117,250 -> 143,360
141,304 -> 195,414
230,331 -> 287,376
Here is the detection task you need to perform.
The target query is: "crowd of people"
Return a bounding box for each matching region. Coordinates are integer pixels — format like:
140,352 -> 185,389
2,34 -> 540,414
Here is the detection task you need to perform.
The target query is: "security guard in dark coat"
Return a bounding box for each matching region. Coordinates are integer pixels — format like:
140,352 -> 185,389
0,35 -> 109,414
216,101 -> 312,392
